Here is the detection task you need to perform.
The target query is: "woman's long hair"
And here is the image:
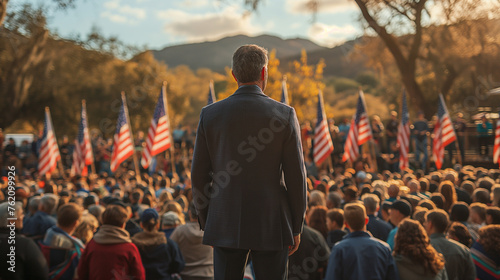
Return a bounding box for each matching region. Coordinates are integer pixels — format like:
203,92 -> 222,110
307,205 -> 328,239
394,219 -> 445,276
438,180 -> 457,213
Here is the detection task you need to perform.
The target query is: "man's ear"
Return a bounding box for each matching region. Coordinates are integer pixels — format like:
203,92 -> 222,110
231,70 -> 237,82
365,217 -> 369,225
261,67 -> 266,80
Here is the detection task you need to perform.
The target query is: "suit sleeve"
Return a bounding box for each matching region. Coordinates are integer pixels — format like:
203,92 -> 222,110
282,108 -> 307,235
24,238 -> 49,280
191,110 -> 213,230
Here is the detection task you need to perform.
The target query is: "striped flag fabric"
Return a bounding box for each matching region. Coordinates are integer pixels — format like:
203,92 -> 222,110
313,89 -> 334,165
38,107 -> 61,176
432,94 -> 457,170
141,85 -> 172,168
342,90 -> 372,162
280,76 -> 289,105
397,90 -> 410,170
493,113 -> 500,167
110,94 -> 134,172
71,100 -> 93,176
207,80 -> 216,105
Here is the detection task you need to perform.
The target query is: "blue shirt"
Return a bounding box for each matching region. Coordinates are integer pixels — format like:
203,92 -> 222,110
325,231 -> 399,280
387,227 -> 398,250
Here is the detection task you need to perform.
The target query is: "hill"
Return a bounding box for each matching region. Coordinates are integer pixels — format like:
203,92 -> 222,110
151,34 -> 366,78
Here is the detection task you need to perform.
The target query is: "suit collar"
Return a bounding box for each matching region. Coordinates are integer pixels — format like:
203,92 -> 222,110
233,85 -> 267,97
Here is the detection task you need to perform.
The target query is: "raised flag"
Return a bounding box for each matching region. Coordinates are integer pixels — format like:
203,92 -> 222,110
313,89 -> 334,165
207,80 -> 216,105
110,94 -> 134,172
494,114 -> 500,167
397,90 -> 410,170
71,100 -> 93,176
38,107 -> 61,176
280,76 -> 289,105
141,84 -> 172,168
432,94 -> 457,170
342,90 -> 372,162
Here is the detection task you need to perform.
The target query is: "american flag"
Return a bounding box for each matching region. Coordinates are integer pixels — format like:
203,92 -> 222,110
432,94 -> 457,170
280,76 -> 289,105
38,107 -> 61,176
493,113 -> 500,167
71,101 -> 93,176
207,80 -> 216,105
313,89 -> 334,165
342,91 -> 372,162
141,85 -> 172,168
110,94 -> 134,172
397,90 -> 410,170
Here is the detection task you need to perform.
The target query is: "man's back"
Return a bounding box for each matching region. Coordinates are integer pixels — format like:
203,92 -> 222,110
325,231 -> 398,280
367,214 -> 393,241
192,84 -> 306,251
170,222 -> 213,279
430,233 -> 476,280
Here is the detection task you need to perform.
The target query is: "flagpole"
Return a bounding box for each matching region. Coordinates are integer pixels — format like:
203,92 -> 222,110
162,81 -> 177,177
82,100 -> 97,175
121,91 -> 141,182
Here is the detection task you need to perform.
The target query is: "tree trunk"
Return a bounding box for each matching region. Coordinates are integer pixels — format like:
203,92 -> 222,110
0,0 -> 7,27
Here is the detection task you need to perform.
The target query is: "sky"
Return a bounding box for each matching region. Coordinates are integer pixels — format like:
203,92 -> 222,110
8,0 -> 363,50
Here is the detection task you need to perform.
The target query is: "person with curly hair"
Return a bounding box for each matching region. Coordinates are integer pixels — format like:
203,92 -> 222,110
470,225 -> 500,280
447,222 -> 472,248
393,219 -> 448,280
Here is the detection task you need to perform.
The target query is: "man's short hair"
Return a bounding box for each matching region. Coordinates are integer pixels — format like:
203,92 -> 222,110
232,45 -> 268,83
470,202 -> 487,221
40,194 -> 59,214
362,193 -> 380,213
473,188 -> 490,204
344,203 -> 366,231
327,192 -> 342,209
57,203 -> 83,227
102,205 -> 129,227
326,208 -> 344,227
425,209 -> 449,233
450,202 -> 470,222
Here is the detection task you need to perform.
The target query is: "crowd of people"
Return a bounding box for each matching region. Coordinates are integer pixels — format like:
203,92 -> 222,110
301,111 -> 497,174
1,130 -> 500,279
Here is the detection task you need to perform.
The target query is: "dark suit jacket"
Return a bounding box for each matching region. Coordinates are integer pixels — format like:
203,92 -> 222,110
191,85 -> 307,251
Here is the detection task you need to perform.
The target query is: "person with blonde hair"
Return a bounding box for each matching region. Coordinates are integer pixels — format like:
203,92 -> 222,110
393,219 -> 447,280
73,212 -> 99,245
438,181 -> 457,213
325,203 -> 397,279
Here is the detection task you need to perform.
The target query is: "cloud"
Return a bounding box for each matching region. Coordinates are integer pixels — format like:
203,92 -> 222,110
178,0 -> 210,8
308,22 -> 359,46
286,0 -> 357,14
102,0 -> 147,25
157,6 -> 260,42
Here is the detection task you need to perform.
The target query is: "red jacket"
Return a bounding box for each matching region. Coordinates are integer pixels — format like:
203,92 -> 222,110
77,225 -> 145,280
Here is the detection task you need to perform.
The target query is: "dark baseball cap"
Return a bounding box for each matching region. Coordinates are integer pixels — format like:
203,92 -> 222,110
390,200 -> 412,217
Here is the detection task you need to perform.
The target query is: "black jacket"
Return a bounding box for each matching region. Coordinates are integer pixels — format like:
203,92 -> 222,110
0,228 -> 48,280
191,85 -> 307,250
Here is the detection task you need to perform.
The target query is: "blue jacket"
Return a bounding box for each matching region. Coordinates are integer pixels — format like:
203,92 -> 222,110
132,231 -> 185,280
22,211 -> 57,238
325,231 -> 399,280
367,214 -> 393,242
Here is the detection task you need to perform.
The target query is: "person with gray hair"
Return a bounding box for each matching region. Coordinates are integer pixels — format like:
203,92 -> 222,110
23,193 -> 58,239
0,202 -> 49,280
23,196 -> 41,228
363,193 -> 393,241
191,44 -> 306,279
326,191 -> 342,209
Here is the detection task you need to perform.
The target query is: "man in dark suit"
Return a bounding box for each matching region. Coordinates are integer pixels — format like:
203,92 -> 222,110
191,44 -> 307,280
